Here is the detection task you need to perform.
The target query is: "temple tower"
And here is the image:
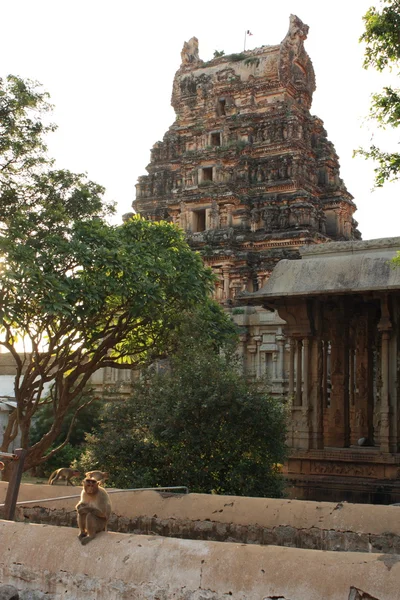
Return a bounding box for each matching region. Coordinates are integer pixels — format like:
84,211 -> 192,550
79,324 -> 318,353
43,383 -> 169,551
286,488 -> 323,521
134,15 -> 360,390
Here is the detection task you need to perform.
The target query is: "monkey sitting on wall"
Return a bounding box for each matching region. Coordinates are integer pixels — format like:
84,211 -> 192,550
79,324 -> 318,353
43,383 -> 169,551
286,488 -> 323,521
76,478 -> 112,545
48,467 -> 81,486
85,470 -> 109,485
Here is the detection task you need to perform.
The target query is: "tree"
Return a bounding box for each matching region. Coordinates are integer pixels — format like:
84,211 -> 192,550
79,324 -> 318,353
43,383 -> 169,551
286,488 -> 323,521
80,340 -> 288,498
29,392 -> 103,477
357,0 -> 400,186
0,76 -> 221,478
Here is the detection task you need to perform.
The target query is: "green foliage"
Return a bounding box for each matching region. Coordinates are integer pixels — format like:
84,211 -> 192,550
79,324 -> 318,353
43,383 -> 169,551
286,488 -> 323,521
30,394 -> 102,448
392,250 -> 400,268
81,340 -> 287,498
226,53 -> 247,62
29,395 -> 102,477
244,57 -> 260,68
357,0 -> 400,185
213,50 -> 225,58
361,0 -> 400,70
0,76 -> 217,474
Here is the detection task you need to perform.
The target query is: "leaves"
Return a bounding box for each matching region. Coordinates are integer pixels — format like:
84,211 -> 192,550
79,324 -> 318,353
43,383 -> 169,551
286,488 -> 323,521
80,341 -> 288,498
357,0 -> 400,185
0,76 -> 219,474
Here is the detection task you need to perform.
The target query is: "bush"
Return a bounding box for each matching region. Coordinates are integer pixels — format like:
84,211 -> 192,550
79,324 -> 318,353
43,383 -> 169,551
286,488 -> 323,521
80,345 -> 288,497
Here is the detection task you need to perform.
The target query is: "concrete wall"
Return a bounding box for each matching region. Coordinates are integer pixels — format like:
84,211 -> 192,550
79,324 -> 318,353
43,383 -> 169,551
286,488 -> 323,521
0,519 -> 399,600
2,483 -> 400,554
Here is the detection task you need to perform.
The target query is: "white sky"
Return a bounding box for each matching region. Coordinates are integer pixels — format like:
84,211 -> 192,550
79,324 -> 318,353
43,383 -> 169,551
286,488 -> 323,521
1,0 -> 399,241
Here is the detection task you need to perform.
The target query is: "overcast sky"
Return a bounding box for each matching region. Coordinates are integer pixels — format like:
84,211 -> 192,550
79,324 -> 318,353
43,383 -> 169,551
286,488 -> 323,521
1,0 -> 399,241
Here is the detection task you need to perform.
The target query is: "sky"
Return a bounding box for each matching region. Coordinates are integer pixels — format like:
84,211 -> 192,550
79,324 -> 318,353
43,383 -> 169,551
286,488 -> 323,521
1,0 -> 399,241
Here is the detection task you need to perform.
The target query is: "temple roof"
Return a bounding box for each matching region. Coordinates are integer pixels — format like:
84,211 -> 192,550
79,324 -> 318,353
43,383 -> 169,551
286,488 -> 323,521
243,237 -> 400,301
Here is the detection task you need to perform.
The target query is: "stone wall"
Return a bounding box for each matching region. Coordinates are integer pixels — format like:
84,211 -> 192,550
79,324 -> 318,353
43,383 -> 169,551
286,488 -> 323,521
2,483 -> 400,554
0,520 -> 398,600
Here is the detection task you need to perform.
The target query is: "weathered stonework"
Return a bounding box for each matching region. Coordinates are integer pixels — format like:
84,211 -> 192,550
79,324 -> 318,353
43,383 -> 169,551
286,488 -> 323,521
244,237 -> 400,503
133,15 -> 360,396
134,15 -> 359,298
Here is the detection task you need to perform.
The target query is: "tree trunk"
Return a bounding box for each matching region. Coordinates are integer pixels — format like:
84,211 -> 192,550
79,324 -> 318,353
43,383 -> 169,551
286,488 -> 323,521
1,462 -> 13,482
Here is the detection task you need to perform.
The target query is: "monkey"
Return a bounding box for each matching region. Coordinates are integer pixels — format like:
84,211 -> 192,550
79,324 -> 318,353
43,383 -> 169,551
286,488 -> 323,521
85,470 -> 109,485
48,467 -> 81,486
76,478 -> 112,545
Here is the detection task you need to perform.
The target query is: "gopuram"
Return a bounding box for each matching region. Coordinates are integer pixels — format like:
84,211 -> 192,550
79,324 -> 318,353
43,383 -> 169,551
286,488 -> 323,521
134,15 -> 360,398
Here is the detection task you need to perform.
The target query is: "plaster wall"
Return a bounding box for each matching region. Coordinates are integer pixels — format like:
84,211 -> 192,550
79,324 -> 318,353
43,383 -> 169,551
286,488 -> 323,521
0,520 -> 398,600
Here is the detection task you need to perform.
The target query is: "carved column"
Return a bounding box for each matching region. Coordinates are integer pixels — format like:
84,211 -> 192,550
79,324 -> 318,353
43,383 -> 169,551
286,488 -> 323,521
354,314 -> 371,445
253,335 -> 262,379
288,338 -> 295,399
378,295 -> 392,452
380,331 -> 391,452
226,204 -> 233,227
315,338 -> 324,449
276,334 -> 285,381
302,336 -> 314,450
327,311 -> 350,448
295,339 -> 302,407
303,338 -> 310,409
349,348 -> 355,407
322,340 -> 329,409
222,267 -> 230,301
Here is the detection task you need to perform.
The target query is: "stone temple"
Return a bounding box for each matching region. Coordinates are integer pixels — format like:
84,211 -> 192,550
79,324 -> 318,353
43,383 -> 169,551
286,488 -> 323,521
133,16 -> 400,503
134,15 -> 360,397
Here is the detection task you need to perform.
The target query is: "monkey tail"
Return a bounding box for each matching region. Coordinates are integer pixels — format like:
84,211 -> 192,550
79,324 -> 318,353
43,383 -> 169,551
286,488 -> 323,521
48,470 -> 57,485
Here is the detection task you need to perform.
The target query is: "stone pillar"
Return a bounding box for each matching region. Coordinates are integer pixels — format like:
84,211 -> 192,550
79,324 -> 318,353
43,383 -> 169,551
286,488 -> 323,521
222,267 -> 230,301
276,334 -> 285,381
253,335 -> 262,379
380,331 -> 390,452
288,338 -> 295,400
379,330 -> 391,453
378,296 -> 392,453
303,338 -> 310,409
353,314 -> 373,445
206,208 -> 212,230
226,204 -> 233,227
315,338 -> 324,449
322,340 -> 328,409
247,345 -> 257,378
349,348 -> 355,407
327,317 -> 350,448
295,339 -> 302,407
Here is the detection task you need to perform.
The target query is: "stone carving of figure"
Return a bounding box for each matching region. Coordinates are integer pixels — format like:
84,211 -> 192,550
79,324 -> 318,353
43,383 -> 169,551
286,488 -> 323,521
279,207 -> 289,229
181,37 -> 200,65
355,409 -> 365,429
250,208 -> 261,232
211,200 -> 219,229
263,206 -> 279,231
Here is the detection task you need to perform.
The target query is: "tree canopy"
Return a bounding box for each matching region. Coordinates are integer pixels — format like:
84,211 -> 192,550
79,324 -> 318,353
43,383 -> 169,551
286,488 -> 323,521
357,0 -> 400,186
79,340 -> 287,498
0,75 -> 233,476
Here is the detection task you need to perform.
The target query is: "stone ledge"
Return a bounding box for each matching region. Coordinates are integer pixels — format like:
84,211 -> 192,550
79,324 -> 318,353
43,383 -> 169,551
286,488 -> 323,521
2,484 -> 400,554
0,520 -> 399,600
